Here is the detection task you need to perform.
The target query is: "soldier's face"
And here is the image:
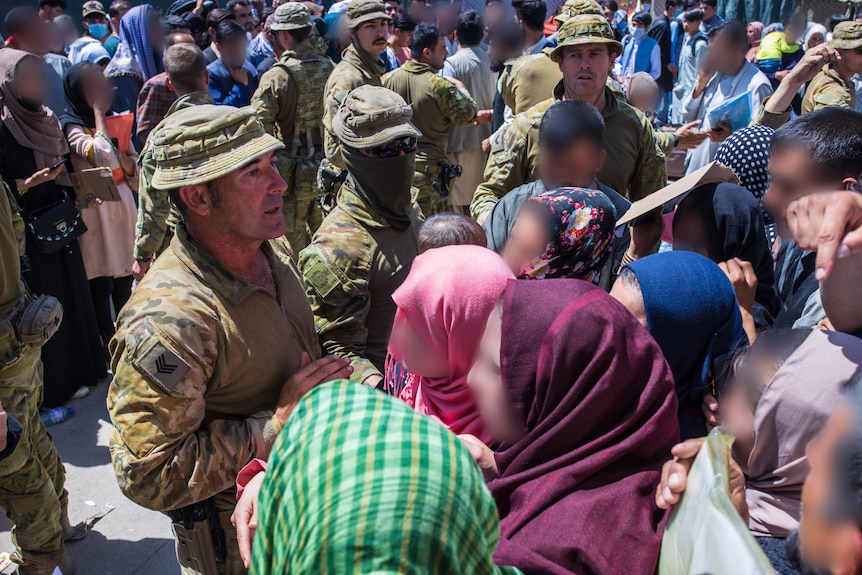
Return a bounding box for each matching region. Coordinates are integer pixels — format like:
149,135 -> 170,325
355,19 -> 390,58
558,44 -> 614,101
209,151 -> 287,242
426,36 -> 448,70
840,47 -> 862,76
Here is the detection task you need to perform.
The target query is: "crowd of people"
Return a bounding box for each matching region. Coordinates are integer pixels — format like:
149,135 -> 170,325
1,0 -> 862,573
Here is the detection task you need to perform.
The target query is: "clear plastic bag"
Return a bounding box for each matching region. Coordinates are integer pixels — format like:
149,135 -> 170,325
658,428 -> 776,575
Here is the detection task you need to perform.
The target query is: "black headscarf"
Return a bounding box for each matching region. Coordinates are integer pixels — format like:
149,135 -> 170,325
674,182 -> 779,329
59,62 -> 97,130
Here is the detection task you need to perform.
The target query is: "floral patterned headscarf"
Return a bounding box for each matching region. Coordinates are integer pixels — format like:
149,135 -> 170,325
517,188 -> 617,284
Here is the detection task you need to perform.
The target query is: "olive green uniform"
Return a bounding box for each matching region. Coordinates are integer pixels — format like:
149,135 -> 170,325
498,54 -> 563,115
108,106 -> 319,575
383,61 -> 478,215
0,181 -> 69,575
134,91 -> 213,262
253,43 -> 334,253
801,64 -> 856,114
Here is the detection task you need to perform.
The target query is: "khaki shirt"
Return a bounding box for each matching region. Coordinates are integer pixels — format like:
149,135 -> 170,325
0,181 -> 24,318
802,64 -> 856,114
471,82 -> 667,221
108,225 -> 319,511
499,54 -> 562,115
383,61 -> 478,171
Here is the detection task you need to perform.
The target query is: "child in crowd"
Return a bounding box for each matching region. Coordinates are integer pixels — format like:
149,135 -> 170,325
417,212 -> 486,253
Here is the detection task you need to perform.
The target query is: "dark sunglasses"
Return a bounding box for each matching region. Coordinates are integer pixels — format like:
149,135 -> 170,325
363,136 -> 417,158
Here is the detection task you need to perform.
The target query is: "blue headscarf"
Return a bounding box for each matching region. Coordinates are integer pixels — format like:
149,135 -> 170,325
105,4 -> 163,81
624,252 -> 747,439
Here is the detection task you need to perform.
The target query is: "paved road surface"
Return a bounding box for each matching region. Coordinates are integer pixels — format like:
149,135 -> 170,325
0,381 -> 181,574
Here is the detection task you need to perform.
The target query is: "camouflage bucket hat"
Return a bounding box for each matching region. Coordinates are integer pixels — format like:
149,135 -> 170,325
550,14 -> 623,61
554,0 -> 603,24
346,0 -> 392,29
150,105 -> 284,190
831,21 -> 862,50
271,2 -> 311,31
333,85 -> 422,149
82,0 -> 106,17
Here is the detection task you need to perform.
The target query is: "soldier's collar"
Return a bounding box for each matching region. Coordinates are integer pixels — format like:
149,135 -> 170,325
172,224 -> 285,306
402,60 -> 436,74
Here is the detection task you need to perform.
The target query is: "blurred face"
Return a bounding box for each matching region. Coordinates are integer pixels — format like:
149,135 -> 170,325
807,32 -> 825,49
221,35 -> 249,68
146,11 -> 166,50
629,82 -> 660,113
186,150 -> 287,242
16,17 -> 51,55
839,47 -> 862,76
12,57 -> 47,105
435,5 -> 457,35
747,22 -> 759,43
355,18 -> 389,57
539,140 -> 606,189
797,405 -> 858,574
700,2 -> 715,20
559,43 -> 616,101
80,63 -> 112,111
503,206 -> 549,275
233,3 -> 255,33
609,280 -> 647,326
484,2 -> 505,29
424,36 -> 448,70
763,146 -> 834,238
707,30 -> 744,74
672,203 -> 710,256
683,18 -> 701,35
467,303 -> 524,443
390,320 -> 450,378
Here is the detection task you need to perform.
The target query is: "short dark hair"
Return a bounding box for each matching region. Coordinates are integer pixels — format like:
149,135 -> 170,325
393,13 -> 417,31
665,0 -> 680,7
226,0 -> 250,11
708,20 -> 748,51
410,23 -> 441,59
39,0 -> 66,8
700,0 -> 717,7
516,0 -> 547,32
215,18 -> 247,43
286,26 -> 312,43
600,0 -> 619,12
207,8 -> 234,30
163,15 -> 190,34
164,43 -> 207,93
456,10 -> 483,46
108,0 -> 132,18
632,11 -> 652,26
5,7 -> 38,36
683,8 -> 703,22
539,100 -> 606,152
771,108 -> 862,182
417,213 -> 487,253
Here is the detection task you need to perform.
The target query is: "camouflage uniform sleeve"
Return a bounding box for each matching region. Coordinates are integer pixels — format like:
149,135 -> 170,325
3,181 -> 25,257
251,67 -> 297,139
470,117 -> 530,223
432,76 -> 478,126
107,291 -> 280,511
298,237 -> 380,384
810,82 -> 853,111
654,128 -> 676,157
628,111 -> 667,202
750,97 -> 791,130
133,148 -> 172,261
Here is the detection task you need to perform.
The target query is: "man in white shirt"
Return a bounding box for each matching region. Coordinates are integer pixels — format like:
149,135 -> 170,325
681,20 -> 772,173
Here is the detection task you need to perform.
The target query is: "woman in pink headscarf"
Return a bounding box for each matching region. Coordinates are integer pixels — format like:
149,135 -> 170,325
747,21 -> 765,62
384,245 -> 514,445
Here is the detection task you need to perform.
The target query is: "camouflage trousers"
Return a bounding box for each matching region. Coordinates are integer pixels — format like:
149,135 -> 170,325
413,171 -> 447,218
174,491 -> 245,575
283,158 -> 325,255
0,349 -> 67,573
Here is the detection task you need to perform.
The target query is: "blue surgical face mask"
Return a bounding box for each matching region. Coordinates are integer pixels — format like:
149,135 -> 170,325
641,3 -> 651,11
632,27 -> 645,39
88,23 -> 108,38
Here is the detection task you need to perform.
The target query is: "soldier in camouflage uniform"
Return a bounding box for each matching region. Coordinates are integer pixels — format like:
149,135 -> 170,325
252,3 -> 334,253
471,15 -> 668,223
108,105 -> 349,575
133,44 -> 213,281
802,22 -> 862,114
319,0 -> 392,195
300,85 -> 422,387
383,24 -> 478,216
0,180 -> 77,575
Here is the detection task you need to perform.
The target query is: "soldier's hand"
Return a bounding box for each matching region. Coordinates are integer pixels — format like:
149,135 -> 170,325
674,120 -> 708,149
786,191 -> 862,281
231,470 -> 264,569
787,43 -> 839,87
0,400 -> 7,453
481,138 -> 491,154
132,259 -> 152,282
443,76 -> 466,91
474,110 -> 492,127
274,353 -> 353,425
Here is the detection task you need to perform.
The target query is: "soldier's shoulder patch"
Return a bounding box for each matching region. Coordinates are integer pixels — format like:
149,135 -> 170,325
128,320 -> 192,394
305,259 -> 340,299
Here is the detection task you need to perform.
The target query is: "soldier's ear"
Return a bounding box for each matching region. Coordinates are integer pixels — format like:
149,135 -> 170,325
178,184 -> 213,217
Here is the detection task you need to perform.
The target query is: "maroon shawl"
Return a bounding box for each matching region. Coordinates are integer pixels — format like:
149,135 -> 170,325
490,279 -> 680,575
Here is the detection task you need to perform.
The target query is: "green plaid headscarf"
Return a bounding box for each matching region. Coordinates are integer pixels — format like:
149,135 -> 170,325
251,381 -> 522,575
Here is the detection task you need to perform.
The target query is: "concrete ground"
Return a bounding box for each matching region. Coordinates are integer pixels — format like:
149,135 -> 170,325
0,382 -> 181,575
